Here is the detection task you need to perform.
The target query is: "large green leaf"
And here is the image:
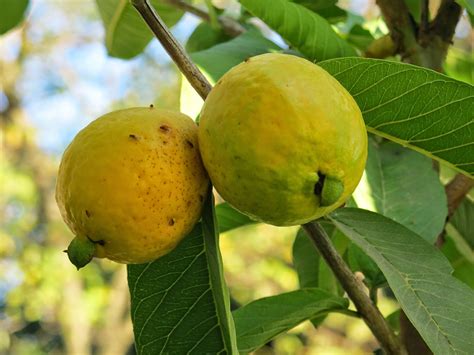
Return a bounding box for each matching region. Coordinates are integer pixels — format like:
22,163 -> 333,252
329,208 -> 474,355
319,58 -> 474,177
191,29 -> 281,82
0,0 -> 29,35
128,194 -> 241,354
233,288 -> 348,353
240,0 -> 356,61
353,138 -> 447,243
290,0 -> 347,23
95,0 -> 184,59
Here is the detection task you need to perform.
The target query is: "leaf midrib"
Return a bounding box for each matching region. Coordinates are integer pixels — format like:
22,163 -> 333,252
106,0 -> 128,52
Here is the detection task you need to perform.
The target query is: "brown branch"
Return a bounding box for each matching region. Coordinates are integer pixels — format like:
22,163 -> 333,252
420,0 -> 430,34
303,222 -> 405,355
164,0 -> 245,37
446,174 -> 474,218
131,0 -> 212,100
375,0 -> 418,61
430,0 -> 462,43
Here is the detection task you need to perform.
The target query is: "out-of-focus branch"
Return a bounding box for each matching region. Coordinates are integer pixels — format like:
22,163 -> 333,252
303,222 -> 406,355
430,0 -> 462,43
446,174 -> 474,218
164,0 -> 245,36
375,0 -> 418,61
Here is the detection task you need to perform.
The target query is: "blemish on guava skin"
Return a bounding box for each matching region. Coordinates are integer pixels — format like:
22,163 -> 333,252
85,210 -> 91,218
129,134 -> 138,140
314,171 -> 326,196
87,236 -> 105,246
159,125 -> 171,133
149,104 -> 154,108
185,140 -> 194,148
168,218 -> 175,226
199,195 -> 204,202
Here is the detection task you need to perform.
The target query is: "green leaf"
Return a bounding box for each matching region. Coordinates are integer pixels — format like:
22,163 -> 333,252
291,0 -> 337,11
456,0 -> 474,16
239,0 -> 356,61
441,235 -> 474,289
289,0 -> 347,23
293,229 -> 320,288
216,202 -> 257,233
405,0 -> 421,22
346,24 -> 375,51
0,0 -> 29,35
185,22 -> 232,53
191,29 -> 281,82
329,208 -> 474,355
319,58 -> 474,177
128,193 -> 238,354
353,138 -> 447,243
95,0 -> 184,59
293,223 -> 347,295
233,288 -> 349,353
449,197 -> 474,249
346,243 -> 386,289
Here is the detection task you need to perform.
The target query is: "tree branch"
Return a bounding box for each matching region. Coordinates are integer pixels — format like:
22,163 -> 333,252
430,0 -> 462,42
375,0 -> 418,61
420,0 -> 430,34
164,0 -> 245,37
132,0 -> 212,100
446,174 -> 474,218
302,222 -> 405,355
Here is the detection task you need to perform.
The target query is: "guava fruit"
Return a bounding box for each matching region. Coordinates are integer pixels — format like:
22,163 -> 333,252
198,53 -> 367,226
56,107 -> 209,268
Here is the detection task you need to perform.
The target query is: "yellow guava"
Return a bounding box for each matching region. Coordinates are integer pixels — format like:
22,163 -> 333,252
198,53 -> 367,226
56,107 -> 209,268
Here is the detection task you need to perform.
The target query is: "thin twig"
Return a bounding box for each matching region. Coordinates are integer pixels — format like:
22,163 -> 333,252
303,222 -> 405,355
420,0 -> 430,33
164,0 -> 245,37
131,0 -> 212,100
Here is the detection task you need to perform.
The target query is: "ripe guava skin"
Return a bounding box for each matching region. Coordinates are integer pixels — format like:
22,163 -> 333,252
56,107 -> 209,266
198,53 -> 367,226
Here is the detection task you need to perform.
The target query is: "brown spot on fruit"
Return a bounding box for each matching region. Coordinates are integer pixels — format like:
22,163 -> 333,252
168,218 -> 175,226
129,134 -> 138,140
149,104 -> 154,108
159,125 -> 171,133
185,140 -> 194,148
85,210 -> 91,218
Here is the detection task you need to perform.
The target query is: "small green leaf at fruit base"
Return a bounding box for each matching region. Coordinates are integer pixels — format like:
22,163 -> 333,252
66,236 -> 96,270
321,177 -> 344,206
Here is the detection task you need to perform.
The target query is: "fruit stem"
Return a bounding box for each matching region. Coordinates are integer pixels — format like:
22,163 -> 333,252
66,236 -> 96,270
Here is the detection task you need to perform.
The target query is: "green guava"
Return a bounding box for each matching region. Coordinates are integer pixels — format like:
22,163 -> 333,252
198,53 -> 368,226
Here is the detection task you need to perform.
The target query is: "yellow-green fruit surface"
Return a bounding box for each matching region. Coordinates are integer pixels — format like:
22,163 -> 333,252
198,53 -> 367,226
56,107 -> 209,264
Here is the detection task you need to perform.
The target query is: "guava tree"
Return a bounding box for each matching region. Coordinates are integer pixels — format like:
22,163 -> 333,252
7,0 -> 473,354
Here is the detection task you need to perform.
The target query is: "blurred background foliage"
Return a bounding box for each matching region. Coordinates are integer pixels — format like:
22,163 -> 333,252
0,0 -> 472,354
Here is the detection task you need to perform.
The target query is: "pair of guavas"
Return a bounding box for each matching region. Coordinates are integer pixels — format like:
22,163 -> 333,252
56,53 -> 367,269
